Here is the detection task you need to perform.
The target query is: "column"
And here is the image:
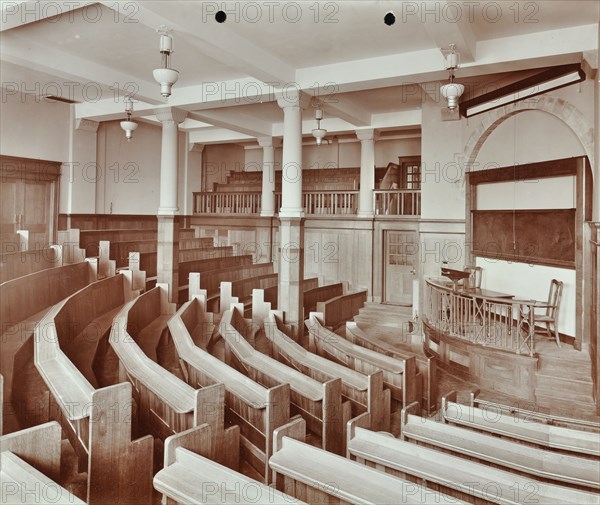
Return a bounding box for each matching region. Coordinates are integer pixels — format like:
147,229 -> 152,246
356,128 -> 377,218
276,90 -> 307,336
155,107 -> 187,303
258,137 -> 280,217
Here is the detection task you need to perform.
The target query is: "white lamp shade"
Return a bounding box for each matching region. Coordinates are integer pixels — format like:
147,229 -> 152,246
312,128 -> 327,145
153,68 -> 180,97
120,120 -> 138,140
440,82 -> 465,109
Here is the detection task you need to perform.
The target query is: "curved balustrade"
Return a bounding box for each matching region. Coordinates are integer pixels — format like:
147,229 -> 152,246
424,278 -> 536,356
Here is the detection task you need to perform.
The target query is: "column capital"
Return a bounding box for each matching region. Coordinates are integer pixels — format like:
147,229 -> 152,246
75,118 -> 99,132
154,106 -> 188,124
355,128 -> 379,142
276,89 -> 311,110
257,136 -> 282,148
189,143 -> 204,153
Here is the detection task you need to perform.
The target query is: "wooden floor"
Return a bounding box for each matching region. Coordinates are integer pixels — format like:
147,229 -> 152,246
354,302 -> 600,422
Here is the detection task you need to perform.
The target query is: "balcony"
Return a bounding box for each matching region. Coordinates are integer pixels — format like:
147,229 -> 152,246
193,189 -> 421,217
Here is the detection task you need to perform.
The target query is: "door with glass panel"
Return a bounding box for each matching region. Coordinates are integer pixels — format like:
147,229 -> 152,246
384,231 -> 417,305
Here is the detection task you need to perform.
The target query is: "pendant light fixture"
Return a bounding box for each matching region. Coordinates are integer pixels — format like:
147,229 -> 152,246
440,44 -> 464,111
153,25 -> 179,98
120,98 -> 138,141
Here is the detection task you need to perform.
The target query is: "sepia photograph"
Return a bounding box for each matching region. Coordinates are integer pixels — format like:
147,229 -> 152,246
0,0 -> 599,503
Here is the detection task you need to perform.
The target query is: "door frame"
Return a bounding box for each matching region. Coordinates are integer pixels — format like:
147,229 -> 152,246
382,228 -> 419,305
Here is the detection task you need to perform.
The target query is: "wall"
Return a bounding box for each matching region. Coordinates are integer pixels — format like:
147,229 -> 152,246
466,85 -> 591,338
204,143 -> 245,189
0,90 -> 70,162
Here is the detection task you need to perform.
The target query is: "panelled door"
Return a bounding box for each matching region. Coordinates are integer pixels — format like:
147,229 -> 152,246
384,230 -> 418,305
0,156 -> 59,248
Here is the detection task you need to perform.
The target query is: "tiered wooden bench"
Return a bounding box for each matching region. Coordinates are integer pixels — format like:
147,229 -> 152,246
0,245 -> 62,283
195,262 -> 274,309
444,390 -> 600,457
401,400 -> 599,491
269,417 -> 465,505
33,273 -> 154,504
1,261 -> 97,430
303,282 -> 343,318
306,313 -> 418,407
346,320 -> 436,413
154,423 -> 305,504
347,414 -> 600,504
219,305 -> 345,454
470,389 -> 600,433
265,310 -> 390,436
0,419 -> 85,504
316,289 -> 368,329
168,290 -> 291,482
110,285 -> 238,453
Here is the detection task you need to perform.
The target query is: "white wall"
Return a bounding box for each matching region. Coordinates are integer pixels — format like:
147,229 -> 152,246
469,90 -> 589,337
0,90 -> 70,162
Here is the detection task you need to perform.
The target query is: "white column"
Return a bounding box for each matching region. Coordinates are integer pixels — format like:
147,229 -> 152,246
185,142 -> 204,216
155,107 -> 187,215
258,137 -> 280,217
277,91 -> 305,218
356,128 -> 377,218
276,90 -> 307,337
154,107 -> 187,303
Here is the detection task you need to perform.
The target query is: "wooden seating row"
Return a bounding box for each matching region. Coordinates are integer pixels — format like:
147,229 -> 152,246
345,321 -> 435,413
33,273 -> 154,505
316,289 -> 367,329
265,311 -> 390,439
154,423 -> 305,504
0,245 -> 62,284
219,305 -> 345,454
0,230 -> 28,253
1,260 -> 97,431
168,292 -> 291,482
269,417 -> 464,504
1,420 -> 86,505
348,412 -> 600,504
444,391 -> 600,457
303,282 -> 343,318
306,313 -> 418,407
470,388 -> 600,433
403,400 -> 599,490
189,262 -> 274,307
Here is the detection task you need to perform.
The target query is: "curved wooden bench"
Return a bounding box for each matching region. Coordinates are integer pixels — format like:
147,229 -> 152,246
266,311 -> 390,435
219,305 -> 344,455
168,295 -> 291,482
402,402 -> 599,490
444,391 -> 600,457
348,419 -> 599,504
0,246 -> 61,283
154,424 -> 304,504
306,314 -> 417,406
270,418 -> 466,505
33,274 -> 154,505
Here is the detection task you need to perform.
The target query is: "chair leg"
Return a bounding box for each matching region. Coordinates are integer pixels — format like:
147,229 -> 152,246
553,323 -> 561,348
545,322 -> 552,340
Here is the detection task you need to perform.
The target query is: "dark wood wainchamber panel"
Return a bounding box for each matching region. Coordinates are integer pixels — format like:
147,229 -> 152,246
472,209 -> 576,268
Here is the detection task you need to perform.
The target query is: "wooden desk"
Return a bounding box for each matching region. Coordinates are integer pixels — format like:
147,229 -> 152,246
459,287 -> 514,300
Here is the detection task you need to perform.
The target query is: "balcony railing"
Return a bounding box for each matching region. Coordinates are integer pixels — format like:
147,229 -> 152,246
424,278 -> 535,356
374,189 -> 421,216
193,189 -> 421,217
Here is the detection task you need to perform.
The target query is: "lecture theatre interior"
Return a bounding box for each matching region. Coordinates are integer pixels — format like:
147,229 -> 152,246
1,1 -> 599,503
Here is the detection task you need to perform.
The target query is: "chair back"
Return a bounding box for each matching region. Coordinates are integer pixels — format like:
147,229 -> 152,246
464,266 -> 482,289
547,279 -> 564,317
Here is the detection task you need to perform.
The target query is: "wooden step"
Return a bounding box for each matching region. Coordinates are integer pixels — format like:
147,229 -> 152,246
535,373 -> 594,398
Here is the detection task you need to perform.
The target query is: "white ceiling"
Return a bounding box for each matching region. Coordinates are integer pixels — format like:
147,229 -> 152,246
1,0 -> 598,144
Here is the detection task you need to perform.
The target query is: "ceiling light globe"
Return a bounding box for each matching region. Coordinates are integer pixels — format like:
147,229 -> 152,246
153,68 -> 180,97
440,83 -> 465,110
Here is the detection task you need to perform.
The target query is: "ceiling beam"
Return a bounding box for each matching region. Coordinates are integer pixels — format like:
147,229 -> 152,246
422,0 -> 477,62
187,110 -> 272,138
1,34 -> 163,104
104,1 -> 295,85
317,94 -> 372,127
188,128 -> 255,144
0,0 -> 94,31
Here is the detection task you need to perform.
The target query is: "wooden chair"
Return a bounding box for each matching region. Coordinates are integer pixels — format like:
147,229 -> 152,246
463,265 -> 482,289
532,279 -> 564,347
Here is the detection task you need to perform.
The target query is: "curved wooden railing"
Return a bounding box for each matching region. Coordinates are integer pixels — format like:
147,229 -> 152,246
424,278 -> 536,356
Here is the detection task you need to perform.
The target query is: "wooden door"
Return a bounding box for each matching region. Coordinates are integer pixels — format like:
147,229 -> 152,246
0,156 -> 59,248
384,231 -> 418,305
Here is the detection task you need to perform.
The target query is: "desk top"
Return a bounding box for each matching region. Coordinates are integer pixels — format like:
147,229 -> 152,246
459,287 -> 514,299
